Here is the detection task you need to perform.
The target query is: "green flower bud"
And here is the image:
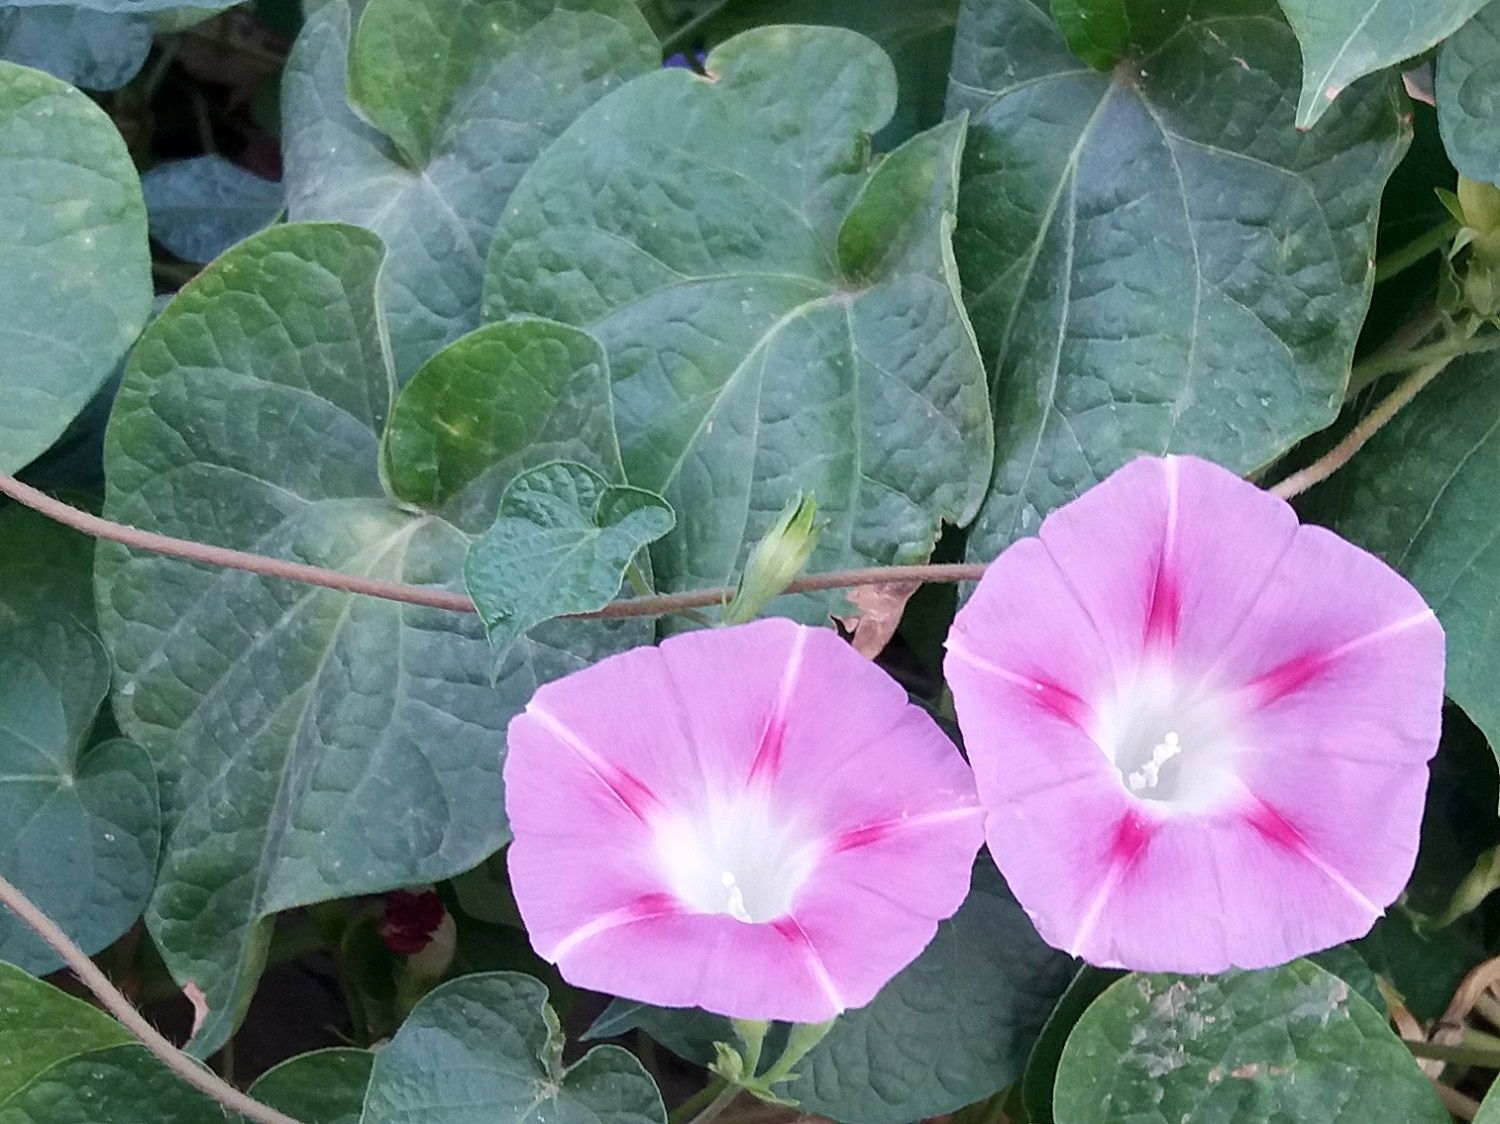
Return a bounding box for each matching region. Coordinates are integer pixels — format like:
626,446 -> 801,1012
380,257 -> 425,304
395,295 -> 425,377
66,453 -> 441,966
723,494 -> 823,625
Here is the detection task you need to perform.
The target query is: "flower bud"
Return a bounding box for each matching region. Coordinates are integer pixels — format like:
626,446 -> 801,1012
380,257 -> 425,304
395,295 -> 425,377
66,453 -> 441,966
723,494 -> 823,624
1440,178 -> 1500,318
379,887 -> 457,983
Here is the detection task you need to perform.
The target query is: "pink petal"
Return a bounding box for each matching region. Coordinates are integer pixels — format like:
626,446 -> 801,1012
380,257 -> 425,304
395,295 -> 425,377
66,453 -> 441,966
1032,455 -> 1303,672
505,618 -> 984,1021
548,910 -> 849,1024
947,455 -> 1445,973
945,537 -> 1115,727
1219,524 -> 1444,748
1235,756 -> 1431,920
1069,812 -> 1393,972
781,826 -> 978,1014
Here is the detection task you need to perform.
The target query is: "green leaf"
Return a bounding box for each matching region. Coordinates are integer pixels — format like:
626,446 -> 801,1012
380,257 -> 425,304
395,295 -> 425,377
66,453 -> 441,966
249,1048 -> 373,1124
1047,0 -> 1129,69
0,10 -> 151,90
281,0 -> 657,381
1478,1080 -> 1500,1123
1021,967 -> 1120,1124
0,505 -> 95,626
0,508 -> 160,975
789,865 -> 1073,1122
1438,0 -> 1500,184
0,963 -> 130,1103
382,319 -> 624,534
359,972 -> 667,1124
0,61 -> 150,473
466,462 -> 674,665
1052,961 -> 1448,1123
679,0 -> 960,148
947,0 -> 1407,564
1278,0 -> 1489,127
1308,944 -> 1385,1013
486,35 -> 992,622
587,866 -> 1074,1124
0,1046 -> 226,1124
1316,354 -> 1500,767
586,1001 -> 731,1063
95,222 -> 648,1056
448,849 -> 523,927
141,156 -> 284,264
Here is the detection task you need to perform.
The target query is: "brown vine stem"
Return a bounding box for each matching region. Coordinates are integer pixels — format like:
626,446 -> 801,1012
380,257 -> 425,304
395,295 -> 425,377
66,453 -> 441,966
0,472 -> 988,618
1269,358 -> 1450,502
0,870 -> 305,1124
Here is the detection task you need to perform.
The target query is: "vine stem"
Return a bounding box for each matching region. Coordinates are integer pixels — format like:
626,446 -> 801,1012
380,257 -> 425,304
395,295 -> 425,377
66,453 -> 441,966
1346,305 -> 1443,399
1347,332 -> 1500,388
0,472 -> 987,618
0,870 -> 306,1124
682,1082 -> 742,1124
1373,220 -> 1459,283
1406,1037 -> 1500,1069
1268,358 -> 1450,502
1434,1081 -> 1481,1121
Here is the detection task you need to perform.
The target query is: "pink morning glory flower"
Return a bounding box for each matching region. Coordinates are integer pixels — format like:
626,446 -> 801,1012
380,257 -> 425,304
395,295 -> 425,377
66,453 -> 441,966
505,618 -> 985,1022
945,455 -> 1445,973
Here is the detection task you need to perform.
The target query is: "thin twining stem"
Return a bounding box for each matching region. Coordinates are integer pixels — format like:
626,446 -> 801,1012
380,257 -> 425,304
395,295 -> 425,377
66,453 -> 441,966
4,350 -> 1446,613
0,870 -> 306,1124
1346,304 -> 1444,400
0,473 -> 987,618
1348,332 -> 1500,389
1269,358 -> 1450,502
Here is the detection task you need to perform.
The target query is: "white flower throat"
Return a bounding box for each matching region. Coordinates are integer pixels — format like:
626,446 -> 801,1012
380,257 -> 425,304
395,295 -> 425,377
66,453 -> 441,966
651,788 -> 818,923
1125,730 -> 1184,793
1093,664 -> 1243,811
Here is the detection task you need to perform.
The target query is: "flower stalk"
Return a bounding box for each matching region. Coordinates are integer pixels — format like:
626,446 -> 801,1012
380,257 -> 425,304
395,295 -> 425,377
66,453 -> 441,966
711,1018 -> 838,1106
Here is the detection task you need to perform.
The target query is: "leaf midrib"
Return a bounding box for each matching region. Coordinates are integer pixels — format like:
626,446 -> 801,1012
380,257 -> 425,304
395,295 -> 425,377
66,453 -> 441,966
178,513 -> 436,1041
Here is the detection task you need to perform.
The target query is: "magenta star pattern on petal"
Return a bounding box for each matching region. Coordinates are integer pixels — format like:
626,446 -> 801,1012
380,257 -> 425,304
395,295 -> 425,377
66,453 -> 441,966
946,455 -> 1445,973
504,618 -> 985,1022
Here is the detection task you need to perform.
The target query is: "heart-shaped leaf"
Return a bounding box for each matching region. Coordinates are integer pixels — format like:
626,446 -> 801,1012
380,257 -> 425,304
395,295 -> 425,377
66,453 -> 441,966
1277,0 -> 1489,127
281,0 -> 657,381
0,10 -> 150,90
1437,0 -> 1500,184
0,508 -> 159,975
948,0 -> 1407,564
96,222 -> 648,1055
0,963 -> 130,1103
141,156 -> 284,265
249,1048 -> 374,1124
0,629 -> 159,975
587,866 -> 1074,1124
1047,0 -> 1130,69
485,31 -> 992,621
0,1046 -> 227,1124
1022,944 -> 1379,1123
1052,961 -> 1448,1123
0,60 -> 150,473
0,505 -> 94,626
466,462 -> 674,666
382,319 -> 624,534
677,0 -> 960,148
1020,967 -> 1121,1124
359,972 -> 666,1124
1478,1081 -> 1500,1122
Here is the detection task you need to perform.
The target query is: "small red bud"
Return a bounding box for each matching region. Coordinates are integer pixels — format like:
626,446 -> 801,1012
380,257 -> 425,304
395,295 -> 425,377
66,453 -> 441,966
378,889 -> 446,956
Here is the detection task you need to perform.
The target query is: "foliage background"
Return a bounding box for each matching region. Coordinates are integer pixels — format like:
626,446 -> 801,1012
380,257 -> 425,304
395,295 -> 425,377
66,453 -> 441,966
4,0 -> 1500,1120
